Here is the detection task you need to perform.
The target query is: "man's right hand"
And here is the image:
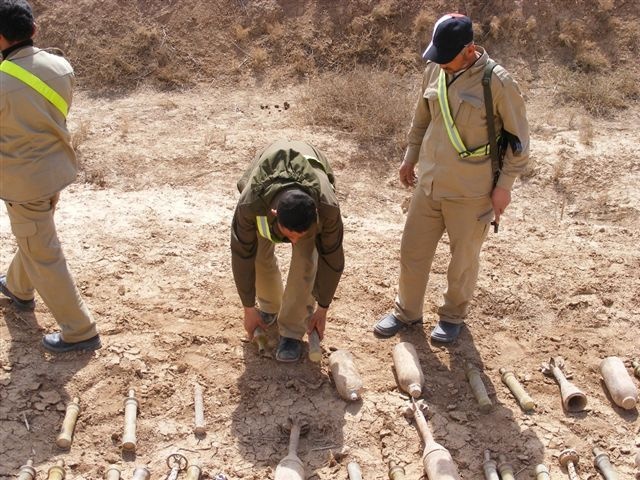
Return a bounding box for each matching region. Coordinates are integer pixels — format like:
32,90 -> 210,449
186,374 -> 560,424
243,306 -> 268,338
399,160 -> 417,187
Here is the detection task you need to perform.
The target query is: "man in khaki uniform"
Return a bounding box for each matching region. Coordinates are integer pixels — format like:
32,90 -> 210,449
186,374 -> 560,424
0,0 -> 100,352
374,13 -> 529,342
231,140 -> 344,362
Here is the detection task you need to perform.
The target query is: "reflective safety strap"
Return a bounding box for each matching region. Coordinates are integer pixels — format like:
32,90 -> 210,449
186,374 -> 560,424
256,216 -> 283,243
437,69 -> 489,159
0,60 -> 69,118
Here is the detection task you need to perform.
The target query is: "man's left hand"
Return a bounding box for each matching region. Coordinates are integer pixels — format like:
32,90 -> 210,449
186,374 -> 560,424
491,186 -> 511,226
307,306 -> 328,340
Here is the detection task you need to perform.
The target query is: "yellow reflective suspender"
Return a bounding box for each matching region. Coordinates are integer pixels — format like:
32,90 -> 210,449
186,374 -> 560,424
0,60 -> 69,118
436,69 -> 490,159
256,216 -> 283,243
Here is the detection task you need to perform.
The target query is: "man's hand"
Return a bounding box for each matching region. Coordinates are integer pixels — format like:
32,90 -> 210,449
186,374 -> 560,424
243,306 -> 267,339
307,305 -> 328,340
399,160 -> 417,187
491,186 -> 511,226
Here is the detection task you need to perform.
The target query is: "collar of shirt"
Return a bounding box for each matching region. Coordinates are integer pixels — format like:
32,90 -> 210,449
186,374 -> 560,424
1,39 -> 34,60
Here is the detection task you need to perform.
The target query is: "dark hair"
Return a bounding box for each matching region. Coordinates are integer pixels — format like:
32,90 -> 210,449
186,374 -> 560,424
276,189 -> 317,233
0,0 -> 34,42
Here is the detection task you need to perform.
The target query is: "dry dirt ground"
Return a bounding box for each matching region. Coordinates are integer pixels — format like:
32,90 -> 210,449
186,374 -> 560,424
1,81 -> 639,478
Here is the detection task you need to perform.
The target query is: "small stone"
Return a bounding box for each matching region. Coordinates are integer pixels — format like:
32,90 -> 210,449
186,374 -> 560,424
449,411 -> 467,422
39,390 -> 62,404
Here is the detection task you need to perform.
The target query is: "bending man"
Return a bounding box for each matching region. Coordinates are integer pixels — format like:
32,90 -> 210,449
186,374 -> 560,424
231,140 -> 344,362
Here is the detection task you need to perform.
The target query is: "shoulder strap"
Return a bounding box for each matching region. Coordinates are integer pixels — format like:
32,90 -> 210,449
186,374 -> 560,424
0,60 -> 69,118
482,60 -> 499,186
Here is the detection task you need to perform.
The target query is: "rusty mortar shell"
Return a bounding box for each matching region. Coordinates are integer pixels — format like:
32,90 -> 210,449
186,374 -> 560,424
347,461 -> 362,480
534,464 -> 551,480
465,363 -> 492,413
17,459 -> 36,480
56,396 -> 80,448
558,448 -> 581,480
253,327 -> 267,355
500,368 -> 535,412
104,465 -> 121,480
131,467 -> 150,480
46,460 -> 65,480
194,383 -> 206,435
632,360 -> 640,379
600,356 -> 638,410
482,450 -> 499,480
593,447 -> 618,480
308,329 -> 322,362
185,462 -> 202,480
541,357 -> 587,412
393,342 -> 424,398
122,389 -> 139,451
497,454 -> 516,480
388,461 -> 406,480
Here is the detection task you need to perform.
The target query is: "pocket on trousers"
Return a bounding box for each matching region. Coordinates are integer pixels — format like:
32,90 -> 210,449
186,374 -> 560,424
477,208 -> 495,224
10,221 -> 37,238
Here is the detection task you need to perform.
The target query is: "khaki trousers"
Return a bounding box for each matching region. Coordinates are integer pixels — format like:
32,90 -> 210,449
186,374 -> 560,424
4,199 -> 97,342
255,235 -> 317,340
394,187 -> 491,325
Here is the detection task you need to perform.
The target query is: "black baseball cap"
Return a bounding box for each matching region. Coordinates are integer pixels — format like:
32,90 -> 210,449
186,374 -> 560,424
422,14 -> 473,64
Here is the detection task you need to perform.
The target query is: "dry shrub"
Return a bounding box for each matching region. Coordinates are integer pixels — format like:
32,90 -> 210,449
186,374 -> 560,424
371,0 -> 394,20
300,68 -> 415,155
578,117 -> 594,146
575,41 -> 609,73
559,69 -> 639,117
489,16 -> 501,39
288,47 -> 315,76
233,24 -> 251,42
378,27 -> 397,52
524,16 -> 537,33
413,10 -> 434,35
83,169 -> 108,188
250,47 -> 269,69
266,21 -> 284,40
596,0 -> 614,11
71,120 -> 91,151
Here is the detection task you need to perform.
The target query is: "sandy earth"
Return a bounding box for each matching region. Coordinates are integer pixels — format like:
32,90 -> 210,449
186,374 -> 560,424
1,83 -> 639,479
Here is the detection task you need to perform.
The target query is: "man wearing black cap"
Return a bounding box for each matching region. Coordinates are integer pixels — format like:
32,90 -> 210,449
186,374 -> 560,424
374,13 -> 529,342
231,140 -> 344,362
0,0 -> 101,352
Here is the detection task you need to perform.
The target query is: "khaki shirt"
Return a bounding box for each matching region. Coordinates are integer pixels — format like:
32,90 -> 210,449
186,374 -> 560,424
405,47 -> 529,199
231,140 -> 344,308
1,46 -> 77,202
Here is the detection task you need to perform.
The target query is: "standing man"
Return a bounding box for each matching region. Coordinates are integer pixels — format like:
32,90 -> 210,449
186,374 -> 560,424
374,13 -> 529,342
0,0 -> 101,352
231,140 -> 344,362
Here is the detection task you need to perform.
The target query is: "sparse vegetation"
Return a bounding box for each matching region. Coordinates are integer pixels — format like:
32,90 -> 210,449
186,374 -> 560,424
559,70 -> 639,117
250,46 -> 269,69
299,67 -> 416,155
32,0 -> 638,107
71,120 -> 91,151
